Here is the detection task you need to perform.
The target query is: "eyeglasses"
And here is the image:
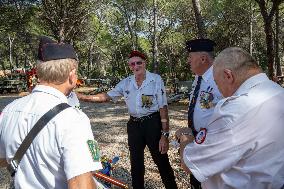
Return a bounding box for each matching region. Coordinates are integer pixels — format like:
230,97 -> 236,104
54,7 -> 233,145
128,61 -> 143,66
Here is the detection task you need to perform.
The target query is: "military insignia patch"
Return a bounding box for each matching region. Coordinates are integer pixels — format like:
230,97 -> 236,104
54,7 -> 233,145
200,86 -> 214,109
195,128 -> 207,144
141,94 -> 153,108
87,140 -> 100,162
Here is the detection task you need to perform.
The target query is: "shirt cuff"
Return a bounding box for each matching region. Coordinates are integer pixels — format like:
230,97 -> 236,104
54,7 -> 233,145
183,146 -> 207,182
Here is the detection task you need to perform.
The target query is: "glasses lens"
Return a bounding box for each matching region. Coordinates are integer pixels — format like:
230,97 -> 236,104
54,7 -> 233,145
129,61 -> 143,66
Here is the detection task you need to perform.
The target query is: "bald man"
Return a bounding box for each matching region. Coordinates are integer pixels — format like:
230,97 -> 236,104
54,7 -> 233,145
177,47 -> 284,189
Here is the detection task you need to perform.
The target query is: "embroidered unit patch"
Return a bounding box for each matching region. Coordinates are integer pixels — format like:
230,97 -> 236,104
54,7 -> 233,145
200,86 -> 214,109
141,94 -> 153,108
195,128 -> 207,144
87,140 -> 100,162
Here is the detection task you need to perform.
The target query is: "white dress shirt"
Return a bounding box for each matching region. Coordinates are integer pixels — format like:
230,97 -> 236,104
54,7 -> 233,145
183,73 -> 284,189
107,70 -> 167,118
189,66 -> 223,131
0,85 -> 102,189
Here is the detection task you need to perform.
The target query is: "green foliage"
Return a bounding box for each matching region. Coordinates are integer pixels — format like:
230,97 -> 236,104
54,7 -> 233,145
0,0 -> 283,79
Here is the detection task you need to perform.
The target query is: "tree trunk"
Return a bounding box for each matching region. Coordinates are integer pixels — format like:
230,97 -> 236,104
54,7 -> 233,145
255,0 -> 281,79
249,2 -> 254,55
192,0 -> 206,38
88,42 -> 95,78
152,0 -> 158,73
8,35 -> 14,71
275,5 -> 282,76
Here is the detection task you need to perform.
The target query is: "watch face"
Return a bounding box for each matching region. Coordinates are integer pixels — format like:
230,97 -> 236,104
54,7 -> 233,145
162,132 -> 169,138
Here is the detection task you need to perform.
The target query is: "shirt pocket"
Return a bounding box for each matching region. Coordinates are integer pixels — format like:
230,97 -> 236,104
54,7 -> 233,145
141,91 -> 157,109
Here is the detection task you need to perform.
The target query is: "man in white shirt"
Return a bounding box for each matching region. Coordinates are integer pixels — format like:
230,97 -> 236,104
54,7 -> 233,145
77,50 -> 177,189
176,38 -> 223,189
0,37 -> 102,189
177,47 -> 284,189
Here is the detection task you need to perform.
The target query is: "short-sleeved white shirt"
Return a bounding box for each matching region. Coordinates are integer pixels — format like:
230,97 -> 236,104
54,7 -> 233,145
107,70 -> 167,118
0,85 -> 102,189
67,91 -> 80,108
189,66 -> 223,131
184,73 -> 284,189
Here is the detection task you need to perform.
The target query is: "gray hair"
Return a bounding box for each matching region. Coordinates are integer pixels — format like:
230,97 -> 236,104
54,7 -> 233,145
214,47 -> 261,78
36,58 -> 78,84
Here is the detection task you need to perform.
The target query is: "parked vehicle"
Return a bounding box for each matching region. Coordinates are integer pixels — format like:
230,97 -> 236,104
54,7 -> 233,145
0,74 -> 27,93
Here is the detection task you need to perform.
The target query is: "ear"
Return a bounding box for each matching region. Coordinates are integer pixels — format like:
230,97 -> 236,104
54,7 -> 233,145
200,54 -> 206,63
69,69 -> 77,85
223,69 -> 234,84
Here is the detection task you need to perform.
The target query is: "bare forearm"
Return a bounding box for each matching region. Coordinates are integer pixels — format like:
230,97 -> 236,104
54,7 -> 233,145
159,106 -> 169,132
76,92 -> 110,103
68,172 -> 96,189
0,158 -> 8,168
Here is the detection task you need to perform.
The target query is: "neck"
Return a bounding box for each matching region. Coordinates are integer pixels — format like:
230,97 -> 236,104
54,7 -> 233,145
39,81 -> 71,96
135,72 -> 146,82
196,62 -> 212,76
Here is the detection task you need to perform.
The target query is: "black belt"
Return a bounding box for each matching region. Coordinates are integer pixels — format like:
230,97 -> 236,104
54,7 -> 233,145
130,112 -> 159,122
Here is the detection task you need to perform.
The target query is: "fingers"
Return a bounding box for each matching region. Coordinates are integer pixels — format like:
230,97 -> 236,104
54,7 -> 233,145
175,127 -> 192,140
159,138 -> 169,154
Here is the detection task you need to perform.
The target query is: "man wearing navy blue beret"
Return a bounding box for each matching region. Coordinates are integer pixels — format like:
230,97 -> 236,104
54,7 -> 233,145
175,39 -> 223,189
0,36 -> 103,189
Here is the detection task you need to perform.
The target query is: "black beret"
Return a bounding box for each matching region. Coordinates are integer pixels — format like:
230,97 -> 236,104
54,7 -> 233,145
37,36 -> 78,61
129,50 -> 147,60
186,39 -> 216,53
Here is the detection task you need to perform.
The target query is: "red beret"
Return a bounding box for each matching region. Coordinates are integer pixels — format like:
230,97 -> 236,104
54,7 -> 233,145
129,50 -> 147,60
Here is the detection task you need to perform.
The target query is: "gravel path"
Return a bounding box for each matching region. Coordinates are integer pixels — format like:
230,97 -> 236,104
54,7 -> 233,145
0,94 -> 191,189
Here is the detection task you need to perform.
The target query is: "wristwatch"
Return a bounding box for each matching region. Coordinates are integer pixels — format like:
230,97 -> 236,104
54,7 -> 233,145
161,131 -> 169,138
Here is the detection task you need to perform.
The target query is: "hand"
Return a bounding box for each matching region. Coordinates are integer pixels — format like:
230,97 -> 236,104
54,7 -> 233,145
175,127 -> 192,141
159,136 -> 169,154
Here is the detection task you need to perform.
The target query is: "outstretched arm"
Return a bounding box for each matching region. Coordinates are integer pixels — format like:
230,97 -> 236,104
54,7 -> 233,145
76,92 -> 111,103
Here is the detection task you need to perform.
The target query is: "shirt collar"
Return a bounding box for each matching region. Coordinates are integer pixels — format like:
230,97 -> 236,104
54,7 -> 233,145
32,85 -> 68,103
234,73 -> 268,96
130,70 -> 154,88
198,66 -> 213,82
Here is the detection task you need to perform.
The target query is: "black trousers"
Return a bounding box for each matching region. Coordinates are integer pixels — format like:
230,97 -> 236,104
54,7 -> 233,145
127,113 -> 177,189
190,174 -> 202,189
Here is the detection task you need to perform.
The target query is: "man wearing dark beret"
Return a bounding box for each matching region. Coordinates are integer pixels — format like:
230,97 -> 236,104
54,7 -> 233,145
77,50 -> 177,189
0,36 -> 103,189
175,39 -> 223,189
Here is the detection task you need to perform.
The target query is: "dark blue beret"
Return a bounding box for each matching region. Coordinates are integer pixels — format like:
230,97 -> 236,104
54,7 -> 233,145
37,36 -> 78,61
186,39 -> 216,52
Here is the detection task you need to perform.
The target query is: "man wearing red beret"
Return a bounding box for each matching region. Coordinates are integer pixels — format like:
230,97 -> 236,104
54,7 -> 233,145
77,50 -> 177,189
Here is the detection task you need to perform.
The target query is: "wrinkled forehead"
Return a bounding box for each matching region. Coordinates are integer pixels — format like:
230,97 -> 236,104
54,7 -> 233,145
128,56 -> 144,63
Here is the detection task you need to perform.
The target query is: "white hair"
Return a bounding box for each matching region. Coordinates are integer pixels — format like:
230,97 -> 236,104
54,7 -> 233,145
36,58 -> 78,84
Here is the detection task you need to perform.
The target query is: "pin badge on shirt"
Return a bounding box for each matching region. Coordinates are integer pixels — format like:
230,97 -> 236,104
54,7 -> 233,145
200,86 -> 214,109
195,128 -> 207,144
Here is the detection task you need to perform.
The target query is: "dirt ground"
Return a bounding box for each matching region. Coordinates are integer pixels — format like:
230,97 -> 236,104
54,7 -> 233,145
0,92 -> 192,189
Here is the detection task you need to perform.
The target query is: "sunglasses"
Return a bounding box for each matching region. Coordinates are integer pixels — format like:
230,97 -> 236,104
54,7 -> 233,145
128,61 -> 143,66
